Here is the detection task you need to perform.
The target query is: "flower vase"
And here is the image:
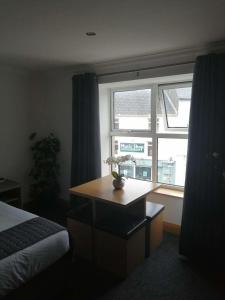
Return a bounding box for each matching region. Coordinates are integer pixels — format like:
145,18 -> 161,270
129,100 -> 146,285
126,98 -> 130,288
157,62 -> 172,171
113,179 -> 125,189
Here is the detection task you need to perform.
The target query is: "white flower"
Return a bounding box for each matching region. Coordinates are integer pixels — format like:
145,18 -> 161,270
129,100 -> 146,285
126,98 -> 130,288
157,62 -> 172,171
104,155 -> 135,166
104,155 -> 136,180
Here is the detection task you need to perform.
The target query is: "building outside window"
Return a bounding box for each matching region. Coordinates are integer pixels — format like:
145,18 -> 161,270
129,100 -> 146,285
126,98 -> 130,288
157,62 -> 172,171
110,82 -> 192,187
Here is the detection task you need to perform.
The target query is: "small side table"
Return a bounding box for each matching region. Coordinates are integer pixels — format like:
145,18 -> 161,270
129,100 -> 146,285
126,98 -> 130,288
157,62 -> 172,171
0,179 -> 22,208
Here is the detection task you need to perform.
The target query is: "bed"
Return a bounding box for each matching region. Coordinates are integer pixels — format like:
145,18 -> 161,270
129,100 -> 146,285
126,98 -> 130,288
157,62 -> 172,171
0,201 -> 70,299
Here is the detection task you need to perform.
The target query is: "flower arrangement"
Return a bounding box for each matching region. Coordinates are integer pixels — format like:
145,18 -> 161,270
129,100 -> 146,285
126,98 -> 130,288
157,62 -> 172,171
105,155 -> 136,181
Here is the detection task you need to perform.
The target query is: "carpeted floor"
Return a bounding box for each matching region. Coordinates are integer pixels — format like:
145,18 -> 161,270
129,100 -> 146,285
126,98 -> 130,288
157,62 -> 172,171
58,233 -> 225,300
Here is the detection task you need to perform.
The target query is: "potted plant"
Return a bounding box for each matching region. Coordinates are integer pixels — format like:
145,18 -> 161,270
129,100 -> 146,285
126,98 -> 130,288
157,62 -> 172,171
105,155 -> 135,189
29,133 -> 60,208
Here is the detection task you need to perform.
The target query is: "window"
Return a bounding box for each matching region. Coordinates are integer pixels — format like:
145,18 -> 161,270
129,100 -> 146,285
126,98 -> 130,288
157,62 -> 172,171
110,82 -> 191,187
112,136 -> 152,181
157,83 -> 192,133
112,89 -> 151,131
158,138 -> 188,186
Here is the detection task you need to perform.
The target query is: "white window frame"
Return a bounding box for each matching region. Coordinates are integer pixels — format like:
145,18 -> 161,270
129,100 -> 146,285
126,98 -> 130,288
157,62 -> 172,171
158,82 -> 192,132
110,82 -> 190,188
111,85 -> 152,134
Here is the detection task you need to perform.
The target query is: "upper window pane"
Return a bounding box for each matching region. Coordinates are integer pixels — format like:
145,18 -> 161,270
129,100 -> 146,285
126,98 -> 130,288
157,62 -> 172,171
157,84 -> 192,133
163,87 -> 191,128
113,89 -> 151,131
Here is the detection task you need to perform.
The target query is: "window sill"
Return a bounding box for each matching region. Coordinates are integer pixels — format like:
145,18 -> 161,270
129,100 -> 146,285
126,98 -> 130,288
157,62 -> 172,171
153,187 -> 184,199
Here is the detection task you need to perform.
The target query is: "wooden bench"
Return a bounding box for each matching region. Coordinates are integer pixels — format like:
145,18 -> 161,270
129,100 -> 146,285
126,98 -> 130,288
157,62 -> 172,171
145,201 -> 165,257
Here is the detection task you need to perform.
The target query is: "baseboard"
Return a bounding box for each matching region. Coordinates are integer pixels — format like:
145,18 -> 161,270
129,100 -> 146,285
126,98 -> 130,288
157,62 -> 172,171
163,222 -> 181,236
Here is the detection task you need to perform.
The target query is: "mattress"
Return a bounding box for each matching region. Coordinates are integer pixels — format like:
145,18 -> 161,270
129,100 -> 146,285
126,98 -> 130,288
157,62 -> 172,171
0,201 -> 70,298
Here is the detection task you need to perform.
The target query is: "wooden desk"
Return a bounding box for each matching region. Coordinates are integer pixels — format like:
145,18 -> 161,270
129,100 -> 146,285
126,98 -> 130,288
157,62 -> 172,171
68,175 -> 161,277
70,175 -> 160,206
70,175 -> 160,226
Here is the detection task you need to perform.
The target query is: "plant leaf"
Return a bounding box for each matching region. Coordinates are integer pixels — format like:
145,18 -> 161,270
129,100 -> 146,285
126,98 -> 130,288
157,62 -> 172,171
112,171 -> 119,179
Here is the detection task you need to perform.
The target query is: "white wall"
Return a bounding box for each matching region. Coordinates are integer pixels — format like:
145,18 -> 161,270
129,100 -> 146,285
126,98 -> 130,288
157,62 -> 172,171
0,66 -> 31,202
147,193 -> 183,225
30,71 -> 73,201
0,67 -> 73,203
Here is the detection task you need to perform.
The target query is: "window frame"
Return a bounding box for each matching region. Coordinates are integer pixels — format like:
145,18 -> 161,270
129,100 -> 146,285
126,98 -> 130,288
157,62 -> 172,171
158,81 -> 192,132
111,86 -> 152,134
110,82 -> 190,188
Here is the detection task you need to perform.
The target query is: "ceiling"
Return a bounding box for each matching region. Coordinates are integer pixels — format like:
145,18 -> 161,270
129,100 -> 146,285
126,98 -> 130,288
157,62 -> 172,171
0,0 -> 224,70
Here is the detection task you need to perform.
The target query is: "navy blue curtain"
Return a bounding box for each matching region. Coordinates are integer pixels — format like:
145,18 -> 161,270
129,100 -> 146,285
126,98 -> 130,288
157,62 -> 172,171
179,53 -> 225,263
71,73 -> 101,190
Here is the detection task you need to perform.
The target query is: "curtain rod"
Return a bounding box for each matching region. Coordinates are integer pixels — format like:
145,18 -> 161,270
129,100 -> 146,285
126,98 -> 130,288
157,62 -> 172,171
97,60 -> 195,77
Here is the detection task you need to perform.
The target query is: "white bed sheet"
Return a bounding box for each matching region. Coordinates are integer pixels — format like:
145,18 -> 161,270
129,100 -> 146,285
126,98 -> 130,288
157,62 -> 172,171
0,201 -> 70,298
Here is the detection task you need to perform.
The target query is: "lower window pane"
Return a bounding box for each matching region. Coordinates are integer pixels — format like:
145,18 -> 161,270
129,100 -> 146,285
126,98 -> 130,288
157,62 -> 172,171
112,136 -> 152,181
136,165 -> 151,180
157,138 -> 188,186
